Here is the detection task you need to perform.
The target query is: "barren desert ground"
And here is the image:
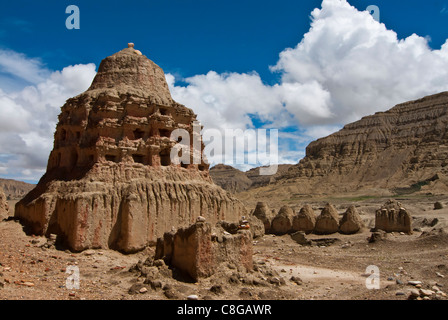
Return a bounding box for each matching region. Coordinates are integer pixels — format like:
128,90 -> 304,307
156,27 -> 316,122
1,196 -> 447,301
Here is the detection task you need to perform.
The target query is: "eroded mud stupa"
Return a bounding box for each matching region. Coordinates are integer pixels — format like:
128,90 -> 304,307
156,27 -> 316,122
15,44 -> 247,252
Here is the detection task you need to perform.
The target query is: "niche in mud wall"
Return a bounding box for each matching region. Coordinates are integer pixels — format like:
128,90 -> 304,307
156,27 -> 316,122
133,128 -> 145,140
159,107 -> 170,116
70,149 -> 78,168
61,128 -> 67,141
160,149 -> 171,166
159,129 -> 171,138
105,154 -> 119,163
132,154 -> 146,165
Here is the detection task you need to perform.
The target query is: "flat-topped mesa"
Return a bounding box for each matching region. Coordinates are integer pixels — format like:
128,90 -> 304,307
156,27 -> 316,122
15,44 -> 247,253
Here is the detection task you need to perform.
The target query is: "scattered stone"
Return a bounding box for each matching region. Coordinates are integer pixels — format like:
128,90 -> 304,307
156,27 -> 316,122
268,276 -> 285,286
396,279 -> 404,285
164,288 -> 180,300
409,289 -> 420,297
145,279 -> 163,290
341,242 -> 352,249
196,216 -> 206,223
432,285 -> 441,292
128,283 -> 146,295
396,291 -> 405,296
434,202 -> 444,210
290,276 -> 303,285
368,230 -> 387,243
436,272 -> 445,278
426,218 -> 439,227
290,231 -> 312,246
187,294 -> 199,300
139,287 -> 148,294
83,249 -> 96,256
239,288 -> 253,299
419,289 -> 435,296
408,281 -> 422,286
210,285 -> 224,295
21,281 -> 35,287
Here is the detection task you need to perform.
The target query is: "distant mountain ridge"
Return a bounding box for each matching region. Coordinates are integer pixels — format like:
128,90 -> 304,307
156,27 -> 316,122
267,91 -> 448,196
213,91 -> 448,198
0,178 -> 35,200
210,164 -> 293,193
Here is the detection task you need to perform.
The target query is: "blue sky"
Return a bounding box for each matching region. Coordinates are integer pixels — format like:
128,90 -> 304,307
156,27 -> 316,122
1,0 -> 448,183
2,0 -> 448,82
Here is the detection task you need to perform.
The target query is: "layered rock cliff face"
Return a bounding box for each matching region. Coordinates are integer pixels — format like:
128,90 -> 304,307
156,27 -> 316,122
280,92 -> 448,194
210,164 -> 293,193
0,179 -> 35,200
0,187 -> 9,219
15,44 -> 247,252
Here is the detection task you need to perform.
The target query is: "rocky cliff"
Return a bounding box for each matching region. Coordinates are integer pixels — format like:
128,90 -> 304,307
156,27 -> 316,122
0,187 -> 9,219
0,179 -> 35,200
210,164 -> 293,193
15,44 -> 247,252
267,92 -> 448,196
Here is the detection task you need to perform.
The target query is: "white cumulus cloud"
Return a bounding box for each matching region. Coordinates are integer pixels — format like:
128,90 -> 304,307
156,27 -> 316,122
3,0 -> 448,180
167,0 -> 448,169
272,0 -> 448,124
0,53 -> 96,182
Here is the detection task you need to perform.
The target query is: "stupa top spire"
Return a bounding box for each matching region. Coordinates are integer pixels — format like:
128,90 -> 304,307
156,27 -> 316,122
87,43 -> 171,104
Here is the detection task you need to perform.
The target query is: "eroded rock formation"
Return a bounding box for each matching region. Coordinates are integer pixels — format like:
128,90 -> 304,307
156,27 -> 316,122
253,202 -> 275,234
314,203 -> 340,235
155,218 -> 253,281
271,205 -> 294,235
375,200 -> 412,234
273,92 -> 448,195
339,205 -> 364,235
292,204 -> 316,234
15,44 -> 247,252
210,164 -> 293,193
0,187 -> 9,219
0,178 -> 35,200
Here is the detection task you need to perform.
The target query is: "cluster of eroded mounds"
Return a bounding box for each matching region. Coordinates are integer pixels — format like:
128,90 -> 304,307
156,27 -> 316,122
128,199 -> 415,296
251,199 -> 413,237
252,202 -> 365,236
